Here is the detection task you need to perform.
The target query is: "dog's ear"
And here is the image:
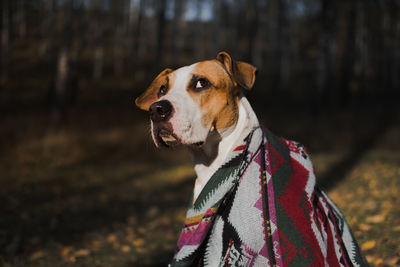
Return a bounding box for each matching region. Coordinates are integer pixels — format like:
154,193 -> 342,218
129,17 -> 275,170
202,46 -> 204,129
216,52 -> 257,90
135,68 -> 172,111
216,51 -> 257,90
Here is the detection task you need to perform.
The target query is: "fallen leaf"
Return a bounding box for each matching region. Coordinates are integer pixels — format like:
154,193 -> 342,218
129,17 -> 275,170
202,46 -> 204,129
358,224 -> 372,231
368,179 -> 377,189
135,247 -> 145,254
366,255 -> 376,263
374,258 -> 383,265
107,234 -> 117,243
74,249 -> 90,257
361,240 -> 376,250
132,238 -> 144,247
121,245 -> 131,252
60,247 -> 71,257
68,256 -> 76,263
366,214 -> 385,223
385,257 -> 399,265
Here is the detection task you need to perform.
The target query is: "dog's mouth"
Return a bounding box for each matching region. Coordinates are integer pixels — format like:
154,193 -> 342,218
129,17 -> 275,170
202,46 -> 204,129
154,128 -> 205,148
156,128 -> 180,148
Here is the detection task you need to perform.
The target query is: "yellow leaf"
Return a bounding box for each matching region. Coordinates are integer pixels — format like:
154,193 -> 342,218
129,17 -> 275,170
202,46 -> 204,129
358,224 -> 372,231
74,249 -> 90,257
366,214 -> 385,223
385,257 -> 399,265
368,179 -> 377,189
68,256 -> 76,263
107,234 -> 117,243
132,238 -> 145,247
121,245 -> 131,253
60,247 -> 71,257
361,240 -> 376,250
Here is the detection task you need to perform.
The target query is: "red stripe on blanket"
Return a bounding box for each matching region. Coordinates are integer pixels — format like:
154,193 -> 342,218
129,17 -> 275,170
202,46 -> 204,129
233,144 -> 246,151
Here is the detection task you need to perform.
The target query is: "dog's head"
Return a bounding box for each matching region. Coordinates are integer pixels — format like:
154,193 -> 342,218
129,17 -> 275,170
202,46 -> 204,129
135,52 -> 257,148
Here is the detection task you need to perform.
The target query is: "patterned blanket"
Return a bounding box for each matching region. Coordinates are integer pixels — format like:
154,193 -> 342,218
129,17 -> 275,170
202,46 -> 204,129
170,127 -> 368,267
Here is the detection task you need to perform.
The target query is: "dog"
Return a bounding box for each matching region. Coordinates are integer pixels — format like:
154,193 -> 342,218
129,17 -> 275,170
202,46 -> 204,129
136,52 -> 368,266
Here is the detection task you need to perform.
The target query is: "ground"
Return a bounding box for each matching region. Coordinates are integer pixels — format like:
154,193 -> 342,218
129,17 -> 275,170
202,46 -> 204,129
0,98 -> 399,266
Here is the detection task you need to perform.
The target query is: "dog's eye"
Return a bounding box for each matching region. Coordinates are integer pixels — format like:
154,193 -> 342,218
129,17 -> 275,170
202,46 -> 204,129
195,78 -> 210,90
159,85 -> 167,96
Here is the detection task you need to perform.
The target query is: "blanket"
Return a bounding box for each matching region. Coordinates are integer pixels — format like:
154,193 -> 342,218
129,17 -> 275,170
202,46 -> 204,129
170,127 -> 368,267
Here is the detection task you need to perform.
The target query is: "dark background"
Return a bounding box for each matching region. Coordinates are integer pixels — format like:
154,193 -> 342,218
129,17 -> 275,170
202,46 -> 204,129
1,0 -> 399,266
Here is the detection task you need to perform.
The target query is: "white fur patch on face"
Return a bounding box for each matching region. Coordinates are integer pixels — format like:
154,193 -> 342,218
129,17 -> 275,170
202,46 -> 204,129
158,63 -> 210,145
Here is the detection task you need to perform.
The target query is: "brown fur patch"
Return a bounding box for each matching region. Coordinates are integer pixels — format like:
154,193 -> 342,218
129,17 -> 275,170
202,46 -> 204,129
188,60 -> 239,131
135,68 -> 175,111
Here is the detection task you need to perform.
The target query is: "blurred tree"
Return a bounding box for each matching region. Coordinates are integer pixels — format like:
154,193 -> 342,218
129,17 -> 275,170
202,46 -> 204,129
50,1 -> 73,122
265,0 -> 286,92
314,0 -> 335,113
243,0 -> 259,63
339,0 -> 356,107
111,0 -> 126,75
211,0 -> 222,56
91,0 -> 105,82
1,0 -> 9,84
171,0 -> 184,66
156,0 -> 167,66
15,0 -> 26,39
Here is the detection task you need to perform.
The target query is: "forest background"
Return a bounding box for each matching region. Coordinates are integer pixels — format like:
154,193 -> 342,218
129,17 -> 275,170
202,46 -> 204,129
1,0 -> 399,266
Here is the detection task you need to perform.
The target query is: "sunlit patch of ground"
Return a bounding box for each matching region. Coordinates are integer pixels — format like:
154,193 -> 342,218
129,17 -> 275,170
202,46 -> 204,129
325,151 -> 400,266
315,122 -> 400,266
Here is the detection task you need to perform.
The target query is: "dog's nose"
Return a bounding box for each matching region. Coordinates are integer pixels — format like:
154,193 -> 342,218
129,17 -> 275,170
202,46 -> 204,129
149,100 -> 173,122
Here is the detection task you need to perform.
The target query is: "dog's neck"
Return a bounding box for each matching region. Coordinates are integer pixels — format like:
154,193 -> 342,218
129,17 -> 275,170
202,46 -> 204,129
188,96 -> 260,201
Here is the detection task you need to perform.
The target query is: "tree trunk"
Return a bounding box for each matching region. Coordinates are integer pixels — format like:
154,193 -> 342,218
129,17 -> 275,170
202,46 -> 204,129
91,3 -> 104,82
50,1 -> 74,123
266,0 -> 285,91
393,3 -> 400,96
171,0 -> 184,66
16,0 -> 26,39
340,1 -> 356,107
211,0 -> 222,56
244,0 -> 259,63
155,0 -> 167,67
114,27 -> 124,75
134,0 -> 145,60
314,0 -> 335,113
112,0 -> 125,75
194,0 -> 204,61
1,0 -> 9,84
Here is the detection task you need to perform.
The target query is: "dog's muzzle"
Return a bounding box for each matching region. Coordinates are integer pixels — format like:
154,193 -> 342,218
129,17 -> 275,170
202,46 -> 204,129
149,100 -> 173,123
149,100 -> 179,147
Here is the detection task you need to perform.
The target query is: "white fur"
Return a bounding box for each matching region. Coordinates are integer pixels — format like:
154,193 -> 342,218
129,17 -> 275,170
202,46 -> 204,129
191,96 -> 259,200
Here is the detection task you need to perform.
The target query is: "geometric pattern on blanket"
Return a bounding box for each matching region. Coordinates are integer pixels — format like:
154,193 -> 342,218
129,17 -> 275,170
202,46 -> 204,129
170,127 -> 369,267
